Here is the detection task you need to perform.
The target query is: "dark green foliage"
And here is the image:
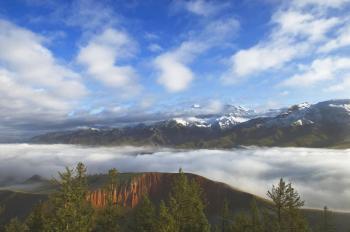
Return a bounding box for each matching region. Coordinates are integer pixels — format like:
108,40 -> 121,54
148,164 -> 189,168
227,199 -> 264,232
267,178 -> 309,232
3,164 -> 339,232
4,218 -> 27,232
232,213 -> 251,232
168,169 -> 210,232
220,199 -> 232,232
157,201 -> 178,232
321,206 -> 336,232
95,168 -> 121,232
45,162 -> 94,232
25,203 -> 46,232
250,199 -> 263,232
130,195 -> 157,232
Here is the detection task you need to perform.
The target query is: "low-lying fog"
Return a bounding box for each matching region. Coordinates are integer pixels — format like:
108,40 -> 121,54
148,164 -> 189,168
1,144 -> 350,211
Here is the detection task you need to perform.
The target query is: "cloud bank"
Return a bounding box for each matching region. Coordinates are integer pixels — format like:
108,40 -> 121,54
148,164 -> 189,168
1,144 -> 350,211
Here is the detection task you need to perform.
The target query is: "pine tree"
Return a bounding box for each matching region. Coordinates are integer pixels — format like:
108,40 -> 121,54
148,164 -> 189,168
267,178 -> 309,232
220,199 -> 232,232
25,203 -> 46,232
321,206 -> 336,232
157,200 -> 178,232
232,213 -> 250,232
131,195 -> 157,232
95,168 -> 121,232
267,178 -> 289,229
250,199 -> 263,232
168,168 -> 210,232
4,218 -> 27,232
45,162 -> 94,232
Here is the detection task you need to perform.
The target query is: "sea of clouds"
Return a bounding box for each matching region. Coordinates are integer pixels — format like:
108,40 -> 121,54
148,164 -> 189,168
0,144 -> 350,211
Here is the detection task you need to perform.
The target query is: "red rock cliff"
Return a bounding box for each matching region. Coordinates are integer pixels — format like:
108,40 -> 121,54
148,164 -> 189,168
87,173 -> 170,208
86,172 -> 257,216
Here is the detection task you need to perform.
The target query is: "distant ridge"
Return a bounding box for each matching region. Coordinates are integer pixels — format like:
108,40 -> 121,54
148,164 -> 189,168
31,99 -> 350,148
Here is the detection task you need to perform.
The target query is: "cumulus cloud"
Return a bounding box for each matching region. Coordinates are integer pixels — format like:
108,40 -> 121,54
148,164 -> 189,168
148,43 -> 163,53
154,18 -> 239,92
172,0 -> 227,17
282,57 -> 350,87
292,0 -> 350,8
319,24 -> 350,53
49,0 -> 118,30
0,20 -> 86,99
222,7 -> 340,83
0,20 -> 87,140
1,145 -> 350,211
77,28 -> 140,94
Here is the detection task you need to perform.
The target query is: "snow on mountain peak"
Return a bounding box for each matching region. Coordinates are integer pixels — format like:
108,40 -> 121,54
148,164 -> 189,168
329,103 -> 350,113
297,102 -> 311,109
173,117 -> 210,128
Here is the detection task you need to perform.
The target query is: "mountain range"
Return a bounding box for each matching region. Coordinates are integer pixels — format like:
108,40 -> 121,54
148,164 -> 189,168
30,99 -> 350,148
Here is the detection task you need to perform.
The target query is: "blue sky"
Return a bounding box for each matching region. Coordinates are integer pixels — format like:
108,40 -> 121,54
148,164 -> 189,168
0,0 -> 350,139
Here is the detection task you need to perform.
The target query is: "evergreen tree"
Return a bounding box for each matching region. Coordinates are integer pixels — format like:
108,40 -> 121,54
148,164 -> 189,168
267,178 -> 309,232
131,195 -> 157,232
45,162 -> 94,232
232,213 -> 250,232
220,199 -> 232,232
25,203 -> 46,232
321,206 -> 336,232
250,199 -> 263,232
168,168 -> 210,232
157,200 -> 178,232
230,199 -> 264,232
95,168 -> 121,232
267,178 -> 289,229
4,218 -> 27,232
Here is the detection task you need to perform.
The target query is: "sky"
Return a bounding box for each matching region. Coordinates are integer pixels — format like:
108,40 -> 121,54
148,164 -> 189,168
2,144 -> 350,211
0,0 -> 350,140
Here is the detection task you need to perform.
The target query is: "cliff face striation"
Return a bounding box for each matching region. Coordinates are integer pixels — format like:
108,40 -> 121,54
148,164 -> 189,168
86,172 -> 258,216
87,173 -> 166,208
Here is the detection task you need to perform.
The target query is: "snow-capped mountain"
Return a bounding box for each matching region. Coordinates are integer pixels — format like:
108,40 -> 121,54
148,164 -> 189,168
166,104 -> 280,129
31,99 -> 350,148
170,99 -> 350,130
263,99 -> 350,128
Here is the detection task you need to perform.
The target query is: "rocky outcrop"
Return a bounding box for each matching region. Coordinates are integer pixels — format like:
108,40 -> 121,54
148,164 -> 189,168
86,172 -> 258,217
87,173 -> 170,208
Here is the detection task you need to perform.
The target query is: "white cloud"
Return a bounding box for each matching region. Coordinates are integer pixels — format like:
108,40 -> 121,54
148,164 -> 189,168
327,77 -> 350,92
319,24 -> 350,53
2,145 -> 350,211
155,18 -> 239,92
148,43 -> 163,52
222,41 -> 299,82
292,0 -> 350,8
0,70 -> 69,113
77,28 -> 140,94
60,0 -> 117,30
222,5 -> 340,83
173,0 -> 226,17
183,0 -> 218,16
155,53 -> 194,92
282,57 -> 350,87
0,20 -> 86,99
272,10 -> 340,42
0,19 -> 88,130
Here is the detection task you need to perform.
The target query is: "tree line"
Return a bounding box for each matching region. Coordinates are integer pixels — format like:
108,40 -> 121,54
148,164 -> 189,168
1,163 -> 337,232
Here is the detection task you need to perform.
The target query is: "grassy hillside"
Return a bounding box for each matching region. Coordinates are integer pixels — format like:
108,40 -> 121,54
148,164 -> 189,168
1,173 -> 350,231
